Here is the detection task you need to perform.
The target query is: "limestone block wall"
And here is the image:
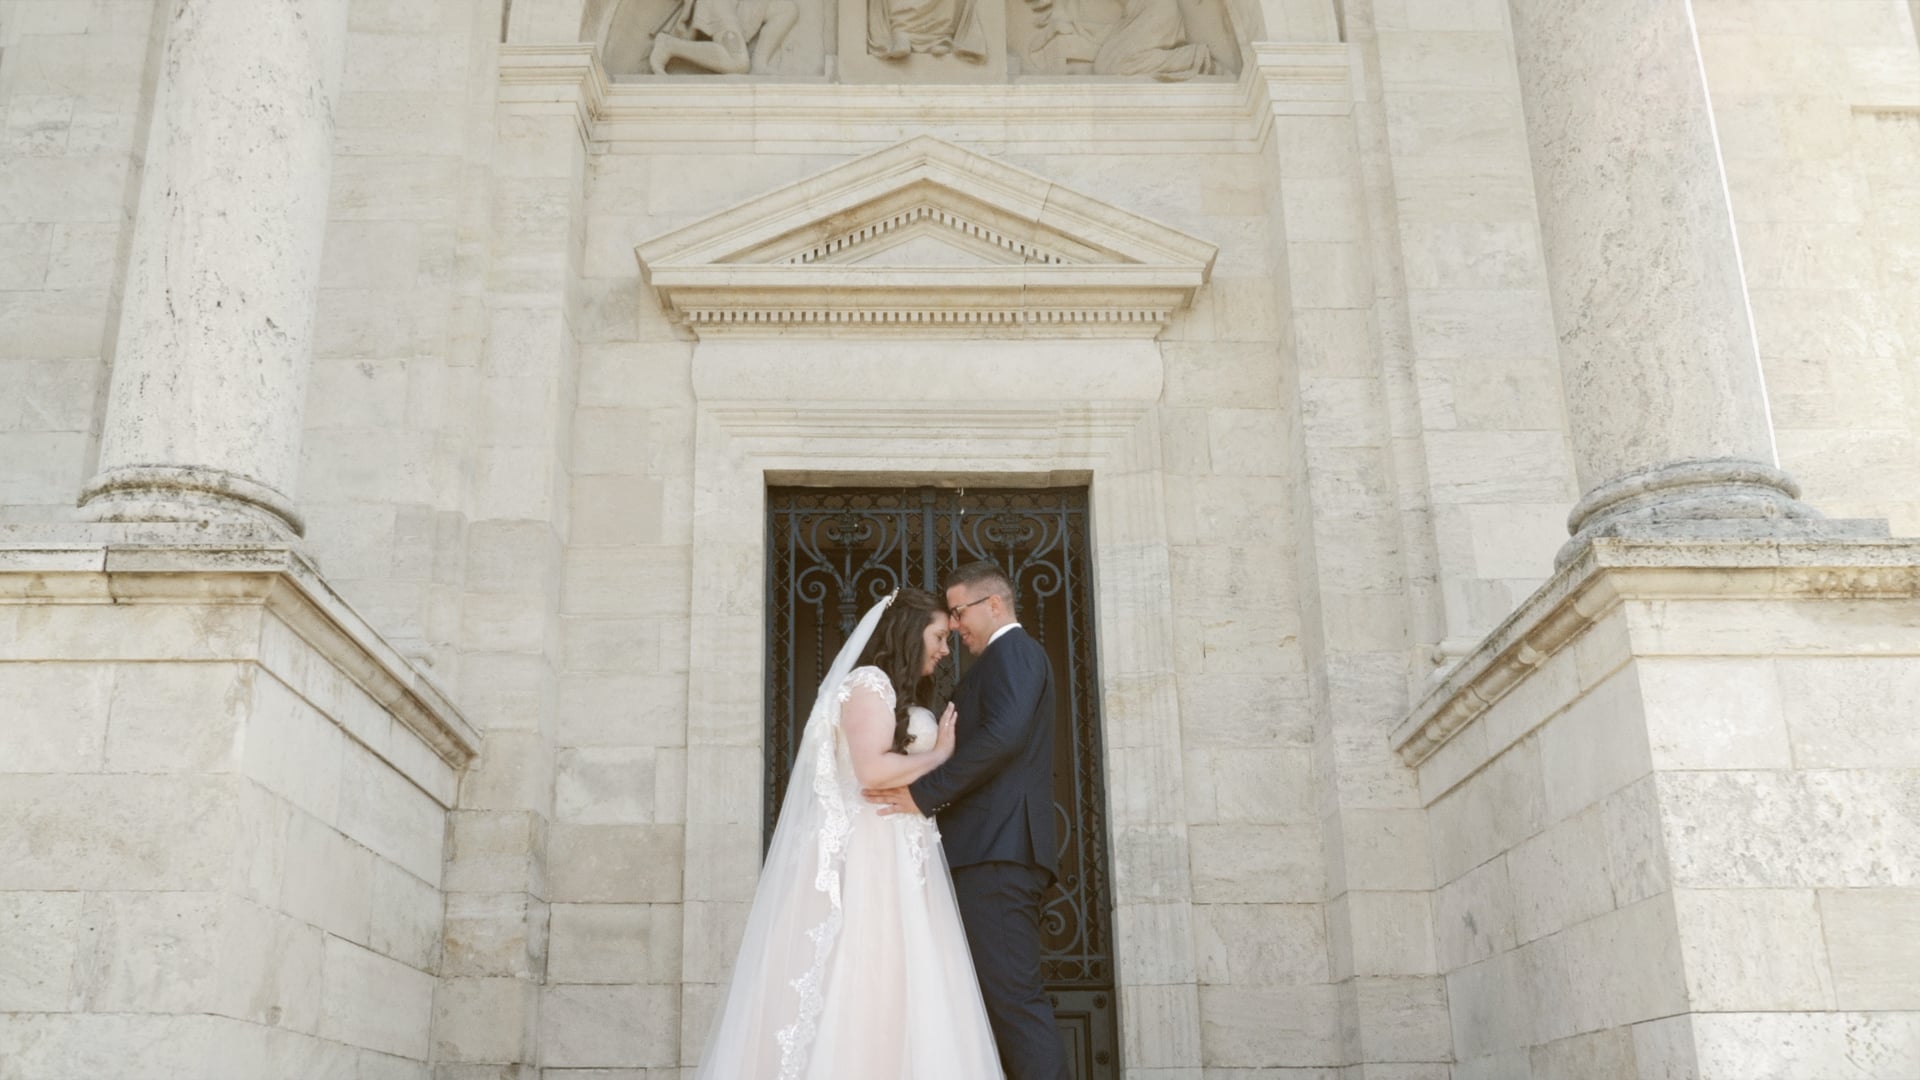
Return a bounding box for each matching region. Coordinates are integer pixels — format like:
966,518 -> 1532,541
550,119 -> 1335,1070
0,0 -> 156,521
1696,0 -> 1920,535
1270,77 -> 1452,1076
1419,605 -> 1687,1077
0,542 -> 475,1079
300,0 -> 507,670
1356,0 -> 1579,662
1408,542 -> 1920,1079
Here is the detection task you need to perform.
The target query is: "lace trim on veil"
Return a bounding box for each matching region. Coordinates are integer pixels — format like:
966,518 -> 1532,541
772,722 -> 848,1079
773,672 -> 892,1078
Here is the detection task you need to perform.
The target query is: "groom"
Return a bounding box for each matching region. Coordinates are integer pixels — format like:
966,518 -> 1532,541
867,560 -> 1070,1080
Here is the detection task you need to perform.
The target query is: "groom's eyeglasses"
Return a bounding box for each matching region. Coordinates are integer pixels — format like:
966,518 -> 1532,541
948,595 -> 993,619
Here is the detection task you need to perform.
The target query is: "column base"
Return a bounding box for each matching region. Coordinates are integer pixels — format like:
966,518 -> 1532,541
79,464 -> 305,538
1556,458 -> 1884,566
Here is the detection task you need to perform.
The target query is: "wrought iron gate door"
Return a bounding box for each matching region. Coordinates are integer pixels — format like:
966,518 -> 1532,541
766,486 -> 1119,1080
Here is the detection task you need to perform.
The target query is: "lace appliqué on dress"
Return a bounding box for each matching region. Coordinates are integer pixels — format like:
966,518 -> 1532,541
902,817 -> 940,889
836,665 -> 896,707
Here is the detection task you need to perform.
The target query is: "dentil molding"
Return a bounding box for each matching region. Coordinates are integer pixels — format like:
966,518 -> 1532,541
635,135 -> 1220,337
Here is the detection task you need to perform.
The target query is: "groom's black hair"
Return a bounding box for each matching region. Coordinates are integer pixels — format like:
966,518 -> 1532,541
942,560 -> 1015,610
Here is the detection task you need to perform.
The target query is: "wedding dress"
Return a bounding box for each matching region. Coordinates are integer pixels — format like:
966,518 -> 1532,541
692,596 -> 1004,1080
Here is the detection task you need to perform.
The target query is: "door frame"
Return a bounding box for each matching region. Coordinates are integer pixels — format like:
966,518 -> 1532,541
676,336 -> 1204,1075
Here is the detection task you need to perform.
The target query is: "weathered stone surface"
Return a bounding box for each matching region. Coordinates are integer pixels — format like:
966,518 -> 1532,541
546,824 -> 686,904
280,809 -> 375,944
0,662 -> 110,771
1434,856 -> 1517,972
1673,888 -> 1835,1011
0,774 -> 240,892
6,3 -> 1920,1074
1821,888 -> 1920,1010
1197,984 -> 1342,1067
1780,657 -> 1920,769
548,903 -> 681,985
1189,824 -> 1325,903
319,936 -> 434,1060
431,977 -> 539,1066
1659,769 -> 1920,889
0,1012 -> 271,1080
1638,657 -> 1792,771
1192,903 -> 1326,987
1505,805 -> 1614,945
1686,1010 -> 1920,1080
0,891 -> 81,1011
82,0 -> 354,533
540,984 -> 679,1069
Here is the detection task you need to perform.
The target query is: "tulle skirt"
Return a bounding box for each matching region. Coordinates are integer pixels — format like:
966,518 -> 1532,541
694,806 -> 1005,1080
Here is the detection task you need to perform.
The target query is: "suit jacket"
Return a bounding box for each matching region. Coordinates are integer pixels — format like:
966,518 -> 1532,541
909,626 -> 1058,885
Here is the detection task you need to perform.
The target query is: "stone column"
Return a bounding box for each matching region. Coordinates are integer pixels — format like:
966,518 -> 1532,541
1507,0 -> 1853,559
79,0 -> 353,537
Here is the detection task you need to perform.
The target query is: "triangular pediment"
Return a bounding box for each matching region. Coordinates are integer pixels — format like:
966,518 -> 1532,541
636,137 -> 1217,337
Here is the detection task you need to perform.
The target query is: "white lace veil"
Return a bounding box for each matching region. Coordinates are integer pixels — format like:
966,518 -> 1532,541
692,590 -> 896,1079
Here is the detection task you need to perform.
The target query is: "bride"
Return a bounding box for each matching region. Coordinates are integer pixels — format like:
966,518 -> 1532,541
692,587 -> 1005,1079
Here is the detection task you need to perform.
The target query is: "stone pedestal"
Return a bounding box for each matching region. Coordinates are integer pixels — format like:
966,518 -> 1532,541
1394,538 -> 1920,1078
79,0 -> 352,536
0,528 -> 476,1078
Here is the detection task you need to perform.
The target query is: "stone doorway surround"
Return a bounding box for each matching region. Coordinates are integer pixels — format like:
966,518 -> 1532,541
641,139 -> 1219,1071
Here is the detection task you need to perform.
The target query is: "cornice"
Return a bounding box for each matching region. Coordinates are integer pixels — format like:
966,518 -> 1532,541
0,529 -> 480,779
498,42 -> 1354,151
706,402 -> 1150,440
637,135 -> 1218,337
1392,537 -> 1920,766
498,43 -> 610,144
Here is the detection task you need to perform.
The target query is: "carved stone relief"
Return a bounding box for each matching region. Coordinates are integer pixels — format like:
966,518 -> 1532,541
1014,0 -> 1238,78
868,0 -> 988,62
600,0 -> 820,75
596,0 -> 1236,79
836,0 -> 1009,82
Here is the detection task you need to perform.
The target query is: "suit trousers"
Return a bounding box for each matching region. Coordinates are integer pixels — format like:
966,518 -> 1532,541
950,861 -> 1071,1080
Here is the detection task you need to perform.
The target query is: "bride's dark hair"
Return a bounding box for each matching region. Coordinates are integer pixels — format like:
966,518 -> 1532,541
855,587 -> 944,753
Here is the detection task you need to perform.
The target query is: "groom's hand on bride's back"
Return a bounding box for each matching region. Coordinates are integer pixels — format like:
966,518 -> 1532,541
864,785 -> 923,817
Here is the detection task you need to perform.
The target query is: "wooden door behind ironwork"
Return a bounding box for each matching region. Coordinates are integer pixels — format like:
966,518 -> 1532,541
765,486 -> 1119,1080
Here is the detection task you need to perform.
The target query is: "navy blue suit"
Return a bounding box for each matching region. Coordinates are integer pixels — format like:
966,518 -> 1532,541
910,625 -> 1069,1080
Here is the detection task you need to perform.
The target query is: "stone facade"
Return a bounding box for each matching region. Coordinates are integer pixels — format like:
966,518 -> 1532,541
1,0 -> 1918,1077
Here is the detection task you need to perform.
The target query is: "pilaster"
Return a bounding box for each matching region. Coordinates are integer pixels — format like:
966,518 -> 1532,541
1254,41 -> 1453,1079
430,42 -> 600,1075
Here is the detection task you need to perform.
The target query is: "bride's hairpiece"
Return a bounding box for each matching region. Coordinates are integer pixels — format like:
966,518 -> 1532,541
884,587 -> 900,606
